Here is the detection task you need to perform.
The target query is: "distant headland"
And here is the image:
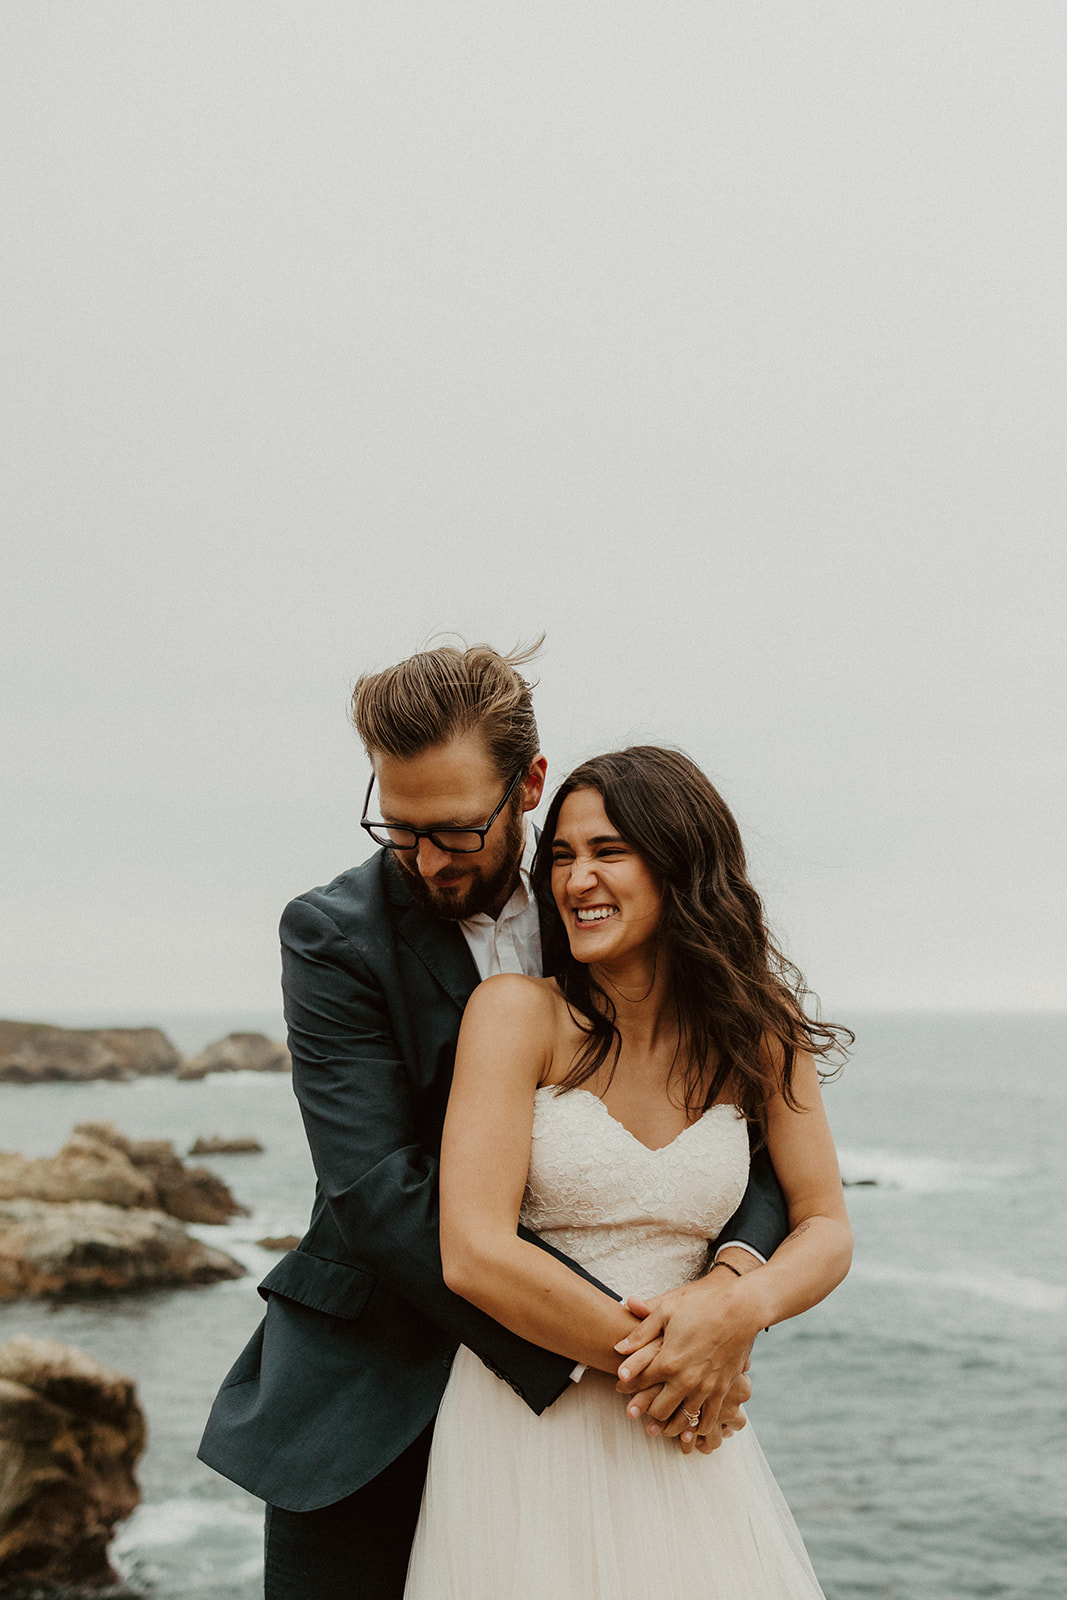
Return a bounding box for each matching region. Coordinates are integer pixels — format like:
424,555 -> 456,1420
0,1020 -> 290,1084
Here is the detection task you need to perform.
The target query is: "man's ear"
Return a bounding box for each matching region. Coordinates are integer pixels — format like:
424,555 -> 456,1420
520,755 -> 548,813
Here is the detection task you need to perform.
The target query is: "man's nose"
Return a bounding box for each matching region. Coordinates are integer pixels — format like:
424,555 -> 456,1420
415,835 -> 454,877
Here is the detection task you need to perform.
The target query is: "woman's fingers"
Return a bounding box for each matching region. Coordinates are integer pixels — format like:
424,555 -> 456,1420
642,1350 -> 754,1434
615,1338 -> 662,1386
716,1399 -> 747,1436
622,1384 -> 663,1423
681,1400 -> 747,1451
614,1310 -> 666,1358
625,1294 -> 654,1319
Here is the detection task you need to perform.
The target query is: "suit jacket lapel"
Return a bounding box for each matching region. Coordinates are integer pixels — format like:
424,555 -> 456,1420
384,853 -> 480,1011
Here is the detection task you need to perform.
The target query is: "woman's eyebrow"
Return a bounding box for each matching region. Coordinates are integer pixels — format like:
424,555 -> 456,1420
552,832 -> 626,849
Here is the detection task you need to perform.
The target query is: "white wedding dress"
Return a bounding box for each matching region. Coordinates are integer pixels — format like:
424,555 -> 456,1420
404,1087 -> 825,1599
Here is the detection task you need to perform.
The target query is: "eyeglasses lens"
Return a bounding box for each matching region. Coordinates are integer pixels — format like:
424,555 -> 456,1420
366,826 -> 484,852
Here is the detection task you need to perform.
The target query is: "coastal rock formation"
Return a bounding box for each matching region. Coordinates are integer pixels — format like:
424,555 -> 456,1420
70,1123 -> 249,1225
0,1021 -> 180,1084
0,1335 -> 144,1592
188,1135 -> 264,1156
177,1031 -> 290,1080
0,1125 -> 247,1227
0,1199 -> 244,1301
0,1141 -> 155,1211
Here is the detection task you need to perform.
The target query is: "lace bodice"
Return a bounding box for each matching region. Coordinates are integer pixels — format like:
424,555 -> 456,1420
519,1087 -> 750,1299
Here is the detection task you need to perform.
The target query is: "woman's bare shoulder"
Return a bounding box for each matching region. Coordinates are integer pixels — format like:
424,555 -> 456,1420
465,973 -> 560,1020
466,975 -> 578,1042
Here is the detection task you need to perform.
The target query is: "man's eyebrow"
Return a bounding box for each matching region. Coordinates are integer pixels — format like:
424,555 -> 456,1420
381,807 -> 484,828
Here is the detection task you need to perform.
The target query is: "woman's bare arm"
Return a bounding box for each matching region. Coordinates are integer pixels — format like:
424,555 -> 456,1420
439,974 -> 640,1374
615,1051 -> 853,1427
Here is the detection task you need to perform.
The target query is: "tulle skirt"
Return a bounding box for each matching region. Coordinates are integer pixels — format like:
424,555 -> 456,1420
404,1346 -> 825,1599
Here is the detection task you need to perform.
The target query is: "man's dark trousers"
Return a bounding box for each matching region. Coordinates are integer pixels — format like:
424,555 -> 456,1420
263,1425 -> 434,1600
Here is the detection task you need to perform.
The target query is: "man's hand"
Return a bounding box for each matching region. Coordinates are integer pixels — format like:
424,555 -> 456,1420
615,1252 -> 764,1442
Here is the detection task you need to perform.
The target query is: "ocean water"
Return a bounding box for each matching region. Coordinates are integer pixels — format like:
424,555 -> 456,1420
0,1011 -> 1063,1600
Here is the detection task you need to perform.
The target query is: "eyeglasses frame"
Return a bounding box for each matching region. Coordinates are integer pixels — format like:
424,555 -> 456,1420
360,765 -> 527,854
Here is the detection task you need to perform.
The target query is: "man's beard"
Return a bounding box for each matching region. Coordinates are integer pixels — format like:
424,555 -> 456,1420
394,803 -> 526,921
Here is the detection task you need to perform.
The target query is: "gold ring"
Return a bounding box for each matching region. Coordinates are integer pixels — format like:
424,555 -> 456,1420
680,1406 -> 700,1428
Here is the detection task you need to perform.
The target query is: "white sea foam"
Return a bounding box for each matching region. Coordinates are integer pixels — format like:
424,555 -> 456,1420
851,1259 -> 1067,1311
188,1212 -> 304,1271
837,1146 -> 1018,1194
114,1497 -> 262,1551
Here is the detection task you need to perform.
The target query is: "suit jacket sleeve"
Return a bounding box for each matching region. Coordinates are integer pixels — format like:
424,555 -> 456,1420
281,894 -> 613,1413
716,1141 -> 790,1259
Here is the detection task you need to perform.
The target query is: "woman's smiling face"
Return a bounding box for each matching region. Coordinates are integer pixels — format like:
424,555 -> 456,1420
550,787 -> 663,966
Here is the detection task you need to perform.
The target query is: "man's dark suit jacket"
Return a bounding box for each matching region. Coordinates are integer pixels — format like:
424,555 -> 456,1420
198,849 -> 788,1513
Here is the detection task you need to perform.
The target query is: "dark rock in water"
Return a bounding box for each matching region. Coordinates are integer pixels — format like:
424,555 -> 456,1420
257,1234 -> 301,1252
0,1336 -> 144,1593
149,1163 -> 247,1225
177,1032 -> 290,1080
188,1136 -> 264,1156
0,1023 -> 180,1085
0,1199 -> 245,1302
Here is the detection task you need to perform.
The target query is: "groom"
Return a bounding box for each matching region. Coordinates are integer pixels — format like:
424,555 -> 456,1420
199,641 -> 788,1599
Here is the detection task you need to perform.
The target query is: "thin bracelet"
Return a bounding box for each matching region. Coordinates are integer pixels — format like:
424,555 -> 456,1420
712,1257 -> 771,1331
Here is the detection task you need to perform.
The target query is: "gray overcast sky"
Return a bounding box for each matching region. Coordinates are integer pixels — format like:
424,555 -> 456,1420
2,3 -> 1064,1017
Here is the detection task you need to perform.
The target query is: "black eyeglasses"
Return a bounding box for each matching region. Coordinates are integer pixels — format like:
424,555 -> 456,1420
360,768 -> 525,854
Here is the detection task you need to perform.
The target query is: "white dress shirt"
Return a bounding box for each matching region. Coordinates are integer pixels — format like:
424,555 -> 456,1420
458,829 -> 542,980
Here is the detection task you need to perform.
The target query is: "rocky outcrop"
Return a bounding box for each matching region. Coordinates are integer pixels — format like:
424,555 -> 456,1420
0,1022 -> 289,1086
0,1200 -> 244,1302
0,1336 -> 144,1592
0,1125 -> 247,1227
257,1234 -> 301,1252
0,1022 -> 180,1084
188,1136 -> 264,1156
70,1123 -> 248,1226
177,1031 -> 290,1080
0,1143 -> 154,1211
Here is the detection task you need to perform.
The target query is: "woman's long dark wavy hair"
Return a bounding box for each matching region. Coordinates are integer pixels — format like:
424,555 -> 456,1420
531,747 -> 852,1131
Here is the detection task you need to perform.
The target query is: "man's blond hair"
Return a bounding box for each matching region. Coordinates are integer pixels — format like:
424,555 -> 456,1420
351,638 -> 543,780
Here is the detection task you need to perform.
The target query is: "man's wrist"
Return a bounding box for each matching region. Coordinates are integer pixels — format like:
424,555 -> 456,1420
698,1249 -> 772,1337
712,1244 -> 765,1277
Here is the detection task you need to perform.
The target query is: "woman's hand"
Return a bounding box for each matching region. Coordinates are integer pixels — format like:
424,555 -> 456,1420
615,1278 -> 760,1440
618,1317 -> 750,1457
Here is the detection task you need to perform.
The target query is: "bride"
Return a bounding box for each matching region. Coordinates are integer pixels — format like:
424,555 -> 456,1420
404,746 -> 853,1599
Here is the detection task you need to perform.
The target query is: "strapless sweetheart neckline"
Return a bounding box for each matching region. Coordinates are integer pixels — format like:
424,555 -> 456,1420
535,1084 -> 741,1154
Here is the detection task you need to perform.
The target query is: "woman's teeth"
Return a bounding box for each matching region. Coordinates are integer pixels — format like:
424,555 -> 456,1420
575,908 -> 617,923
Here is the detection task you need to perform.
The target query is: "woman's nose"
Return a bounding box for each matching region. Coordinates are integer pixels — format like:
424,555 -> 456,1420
567,855 -> 597,892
